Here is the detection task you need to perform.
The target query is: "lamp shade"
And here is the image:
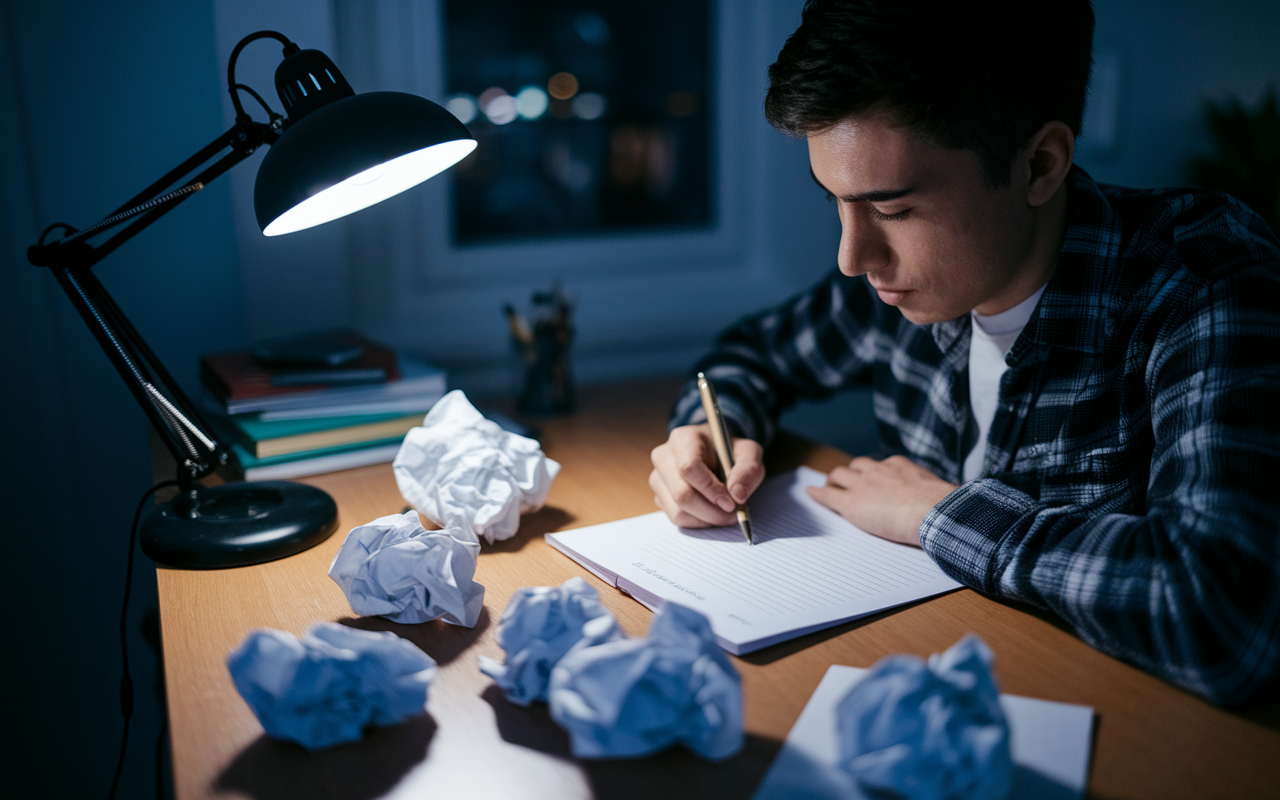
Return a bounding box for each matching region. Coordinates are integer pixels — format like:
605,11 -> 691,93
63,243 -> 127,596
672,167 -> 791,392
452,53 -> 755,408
255,91 -> 477,236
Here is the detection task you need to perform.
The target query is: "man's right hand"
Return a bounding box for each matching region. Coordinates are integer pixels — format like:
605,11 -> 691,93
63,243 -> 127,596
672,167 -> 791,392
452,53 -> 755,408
649,423 -> 765,528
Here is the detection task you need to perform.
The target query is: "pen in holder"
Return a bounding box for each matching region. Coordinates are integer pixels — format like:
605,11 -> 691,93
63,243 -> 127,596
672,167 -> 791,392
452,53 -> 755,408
504,288 -> 575,416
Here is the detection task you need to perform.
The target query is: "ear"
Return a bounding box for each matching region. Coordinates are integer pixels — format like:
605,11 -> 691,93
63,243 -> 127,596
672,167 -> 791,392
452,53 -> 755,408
1022,121 -> 1075,207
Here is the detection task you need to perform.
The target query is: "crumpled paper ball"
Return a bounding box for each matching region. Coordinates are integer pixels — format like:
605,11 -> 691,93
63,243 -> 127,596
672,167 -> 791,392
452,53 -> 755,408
394,390 -> 561,544
834,634 -> 1013,800
478,577 -> 623,706
328,510 -> 485,627
547,602 -> 743,761
226,621 -> 437,750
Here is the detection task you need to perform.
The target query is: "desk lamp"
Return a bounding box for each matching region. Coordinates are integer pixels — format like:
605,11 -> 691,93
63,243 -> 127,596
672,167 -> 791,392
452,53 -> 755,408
26,31 -> 476,569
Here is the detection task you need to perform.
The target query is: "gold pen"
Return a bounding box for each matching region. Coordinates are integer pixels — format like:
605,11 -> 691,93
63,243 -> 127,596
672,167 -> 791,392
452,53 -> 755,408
696,372 -> 754,544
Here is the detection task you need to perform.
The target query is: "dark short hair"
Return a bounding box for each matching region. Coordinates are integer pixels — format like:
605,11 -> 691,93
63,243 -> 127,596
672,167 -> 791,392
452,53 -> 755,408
765,0 -> 1095,187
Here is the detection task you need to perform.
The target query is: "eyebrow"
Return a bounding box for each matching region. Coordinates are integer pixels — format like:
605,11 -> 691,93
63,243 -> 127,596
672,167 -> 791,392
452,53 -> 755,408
809,168 -> 916,203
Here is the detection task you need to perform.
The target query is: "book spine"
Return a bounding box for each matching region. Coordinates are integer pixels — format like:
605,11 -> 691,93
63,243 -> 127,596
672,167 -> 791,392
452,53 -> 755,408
241,442 -> 402,480
224,378 -> 445,415
254,414 -> 421,459
269,368 -> 388,387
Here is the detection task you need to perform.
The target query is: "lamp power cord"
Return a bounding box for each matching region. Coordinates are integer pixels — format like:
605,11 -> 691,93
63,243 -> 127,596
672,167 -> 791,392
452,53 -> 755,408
108,479 -> 177,800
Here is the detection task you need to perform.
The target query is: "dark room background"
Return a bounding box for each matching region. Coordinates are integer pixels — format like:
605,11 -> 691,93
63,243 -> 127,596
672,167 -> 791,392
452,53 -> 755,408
2,1 -> 1277,796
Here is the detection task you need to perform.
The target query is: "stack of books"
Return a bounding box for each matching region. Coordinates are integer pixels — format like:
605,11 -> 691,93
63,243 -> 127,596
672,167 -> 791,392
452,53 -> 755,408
200,332 -> 446,480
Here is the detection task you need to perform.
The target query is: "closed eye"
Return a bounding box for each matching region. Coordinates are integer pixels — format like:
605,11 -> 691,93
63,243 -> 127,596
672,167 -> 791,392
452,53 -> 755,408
868,206 -> 911,222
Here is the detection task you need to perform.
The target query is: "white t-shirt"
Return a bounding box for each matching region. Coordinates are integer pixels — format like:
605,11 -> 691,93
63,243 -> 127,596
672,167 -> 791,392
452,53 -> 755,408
962,285 -> 1046,482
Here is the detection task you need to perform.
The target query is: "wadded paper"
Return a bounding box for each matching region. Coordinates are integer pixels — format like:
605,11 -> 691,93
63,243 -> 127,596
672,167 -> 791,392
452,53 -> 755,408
395,390 -> 560,544
548,602 -> 743,761
479,577 -> 622,706
835,635 -> 1013,800
328,510 -> 485,627
753,661 -> 1094,800
227,622 -> 437,750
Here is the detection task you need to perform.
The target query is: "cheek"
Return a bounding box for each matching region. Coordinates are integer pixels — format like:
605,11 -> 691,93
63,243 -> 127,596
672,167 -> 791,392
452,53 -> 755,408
964,193 -> 1032,267
925,211 -> 1010,291
890,224 -> 968,292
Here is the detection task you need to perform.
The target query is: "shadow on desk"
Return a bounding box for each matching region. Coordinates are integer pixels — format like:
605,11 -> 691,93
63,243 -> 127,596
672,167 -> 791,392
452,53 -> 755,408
338,609 -> 493,667
214,715 -> 437,800
737,596 -> 945,667
481,685 -> 782,800
491,505 -> 578,553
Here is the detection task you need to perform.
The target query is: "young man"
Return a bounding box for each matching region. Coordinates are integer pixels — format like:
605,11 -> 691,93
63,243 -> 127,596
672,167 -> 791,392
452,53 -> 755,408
649,0 -> 1280,705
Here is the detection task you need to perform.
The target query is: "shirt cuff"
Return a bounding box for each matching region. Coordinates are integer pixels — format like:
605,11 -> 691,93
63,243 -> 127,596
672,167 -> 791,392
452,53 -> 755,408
668,381 -> 759,442
919,478 -> 1037,595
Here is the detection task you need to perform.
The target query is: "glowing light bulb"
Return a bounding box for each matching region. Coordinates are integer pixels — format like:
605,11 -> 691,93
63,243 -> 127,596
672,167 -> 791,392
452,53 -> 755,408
262,139 -> 477,236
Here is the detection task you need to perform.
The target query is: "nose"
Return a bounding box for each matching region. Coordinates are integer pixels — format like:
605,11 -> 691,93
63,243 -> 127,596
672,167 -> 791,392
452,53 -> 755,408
837,205 -> 890,277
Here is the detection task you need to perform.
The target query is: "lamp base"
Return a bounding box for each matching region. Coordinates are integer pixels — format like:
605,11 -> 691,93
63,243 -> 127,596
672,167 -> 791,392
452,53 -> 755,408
141,481 -> 338,569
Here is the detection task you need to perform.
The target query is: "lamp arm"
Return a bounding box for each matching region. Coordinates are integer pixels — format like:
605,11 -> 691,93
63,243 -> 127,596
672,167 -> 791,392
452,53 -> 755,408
27,117 -> 278,488
49,265 -> 223,487
31,118 -> 277,270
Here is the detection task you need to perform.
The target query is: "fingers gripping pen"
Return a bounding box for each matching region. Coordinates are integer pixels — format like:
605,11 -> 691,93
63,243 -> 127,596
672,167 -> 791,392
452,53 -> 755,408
697,372 -> 754,544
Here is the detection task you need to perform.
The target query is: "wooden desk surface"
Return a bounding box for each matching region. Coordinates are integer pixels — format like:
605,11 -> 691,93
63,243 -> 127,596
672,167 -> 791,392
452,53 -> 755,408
158,377 -> 1280,800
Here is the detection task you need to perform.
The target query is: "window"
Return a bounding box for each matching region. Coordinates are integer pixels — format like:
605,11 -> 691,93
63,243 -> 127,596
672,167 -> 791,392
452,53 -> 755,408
443,1 -> 712,243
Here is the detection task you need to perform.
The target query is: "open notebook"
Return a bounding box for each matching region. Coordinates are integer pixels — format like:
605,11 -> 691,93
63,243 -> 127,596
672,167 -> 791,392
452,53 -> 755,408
545,467 -> 961,655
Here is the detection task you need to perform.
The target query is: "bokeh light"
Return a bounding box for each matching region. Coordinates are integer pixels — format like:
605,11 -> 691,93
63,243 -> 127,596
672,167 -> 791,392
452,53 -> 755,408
573,11 -> 610,46
445,94 -> 478,124
479,87 -> 517,124
572,92 -> 606,120
515,86 -> 549,120
547,72 -> 579,101
485,95 -> 517,125
478,86 -> 507,108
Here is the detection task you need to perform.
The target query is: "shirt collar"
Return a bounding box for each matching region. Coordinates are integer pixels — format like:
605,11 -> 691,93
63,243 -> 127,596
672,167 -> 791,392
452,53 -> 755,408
1019,166 -> 1124,356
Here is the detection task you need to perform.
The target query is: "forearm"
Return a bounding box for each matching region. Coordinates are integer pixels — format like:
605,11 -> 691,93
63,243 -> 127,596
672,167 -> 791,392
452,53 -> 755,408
921,479 -> 1280,705
920,258 -> 1280,705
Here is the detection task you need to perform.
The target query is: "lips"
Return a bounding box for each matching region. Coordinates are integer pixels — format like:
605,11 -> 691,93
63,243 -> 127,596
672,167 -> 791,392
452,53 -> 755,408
871,284 -> 913,304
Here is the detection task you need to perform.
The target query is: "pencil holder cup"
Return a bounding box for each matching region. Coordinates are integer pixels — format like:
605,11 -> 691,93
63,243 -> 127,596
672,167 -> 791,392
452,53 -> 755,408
514,327 -> 575,416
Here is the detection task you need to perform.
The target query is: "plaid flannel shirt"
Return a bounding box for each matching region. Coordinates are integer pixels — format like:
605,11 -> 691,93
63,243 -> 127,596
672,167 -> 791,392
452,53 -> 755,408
670,167 -> 1280,705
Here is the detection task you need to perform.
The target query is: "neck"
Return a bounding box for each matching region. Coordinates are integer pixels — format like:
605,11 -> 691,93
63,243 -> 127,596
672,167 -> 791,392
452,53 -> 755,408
974,179 -> 1070,316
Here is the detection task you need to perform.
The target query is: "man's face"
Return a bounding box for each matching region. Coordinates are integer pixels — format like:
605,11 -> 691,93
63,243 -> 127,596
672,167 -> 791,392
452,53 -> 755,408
807,114 -> 1038,324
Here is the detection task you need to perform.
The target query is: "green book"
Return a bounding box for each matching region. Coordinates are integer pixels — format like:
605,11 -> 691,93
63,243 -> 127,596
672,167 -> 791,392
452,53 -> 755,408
206,406 -> 425,458
235,410 -> 412,441
229,438 -> 405,469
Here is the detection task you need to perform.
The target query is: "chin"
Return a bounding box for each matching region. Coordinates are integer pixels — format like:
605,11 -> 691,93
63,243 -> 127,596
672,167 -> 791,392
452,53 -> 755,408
897,306 -> 953,325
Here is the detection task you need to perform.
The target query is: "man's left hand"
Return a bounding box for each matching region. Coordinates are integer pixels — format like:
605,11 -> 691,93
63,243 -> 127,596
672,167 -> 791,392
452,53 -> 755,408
807,455 -> 959,546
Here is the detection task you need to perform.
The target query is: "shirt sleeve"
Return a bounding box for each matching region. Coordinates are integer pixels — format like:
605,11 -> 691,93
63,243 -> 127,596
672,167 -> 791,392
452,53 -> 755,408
919,263 -> 1280,705
668,269 -> 885,445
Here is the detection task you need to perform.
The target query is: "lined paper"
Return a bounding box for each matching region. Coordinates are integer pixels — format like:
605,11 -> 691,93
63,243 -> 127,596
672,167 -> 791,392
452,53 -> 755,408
546,467 -> 961,654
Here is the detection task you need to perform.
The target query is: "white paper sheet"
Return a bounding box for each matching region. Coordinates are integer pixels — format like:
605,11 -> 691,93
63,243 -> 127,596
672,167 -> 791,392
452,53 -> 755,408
545,467 -> 961,654
753,665 -> 1095,800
